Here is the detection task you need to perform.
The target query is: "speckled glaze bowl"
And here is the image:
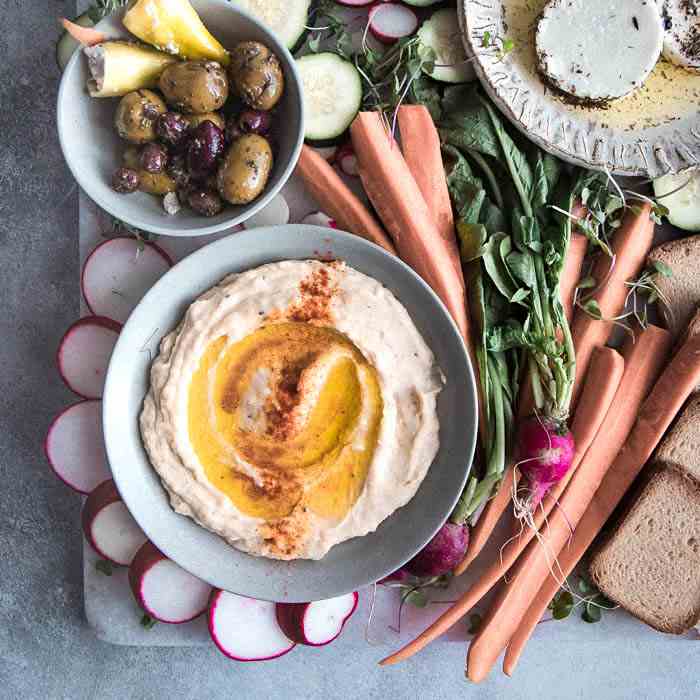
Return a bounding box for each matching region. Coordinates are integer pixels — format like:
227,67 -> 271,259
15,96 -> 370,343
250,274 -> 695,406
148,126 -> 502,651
459,0 -> 700,176
57,0 -> 304,236
103,226 -> 478,601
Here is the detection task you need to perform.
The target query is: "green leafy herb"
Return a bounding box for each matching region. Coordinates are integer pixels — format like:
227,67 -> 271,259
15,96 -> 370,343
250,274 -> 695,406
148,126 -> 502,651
481,32 -> 492,48
95,559 -> 113,576
582,299 -> 602,320
140,614 -> 157,630
549,591 -> 574,620
404,589 -> 428,608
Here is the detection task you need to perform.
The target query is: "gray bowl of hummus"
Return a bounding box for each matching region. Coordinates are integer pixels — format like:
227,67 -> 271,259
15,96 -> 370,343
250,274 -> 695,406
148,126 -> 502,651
103,225 -> 478,601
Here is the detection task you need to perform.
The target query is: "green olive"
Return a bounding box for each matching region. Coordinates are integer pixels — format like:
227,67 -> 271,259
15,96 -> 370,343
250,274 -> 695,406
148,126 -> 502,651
123,146 -> 176,195
114,90 -> 166,144
217,134 -> 273,205
185,111 -> 225,131
159,60 -> 228,114
228,41 -> 284,111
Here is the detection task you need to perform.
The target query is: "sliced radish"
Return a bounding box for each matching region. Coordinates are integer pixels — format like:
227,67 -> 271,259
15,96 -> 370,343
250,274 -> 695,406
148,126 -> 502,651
310,145 -> 338,162
276,592 -> 359,646
82,479 -> 147,565
81,237 -> 172,324
209,591 -> 296,661
242,194 -> 290,229
301,211 -> 338,228
57,316 -> 121,399
368,3 -> 418,44
45,400 -> 111,494
336,144 -> 359,176
129,541 -> 212,624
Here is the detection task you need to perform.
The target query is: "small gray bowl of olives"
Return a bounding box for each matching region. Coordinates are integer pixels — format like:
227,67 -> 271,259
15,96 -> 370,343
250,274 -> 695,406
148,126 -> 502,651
57,0 -> 304,237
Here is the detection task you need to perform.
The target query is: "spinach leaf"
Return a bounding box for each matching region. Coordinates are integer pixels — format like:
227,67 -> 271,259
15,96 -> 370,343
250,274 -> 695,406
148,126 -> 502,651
506,250 -> 537,289
439,85 -> 501,159
444,146 -> 486,223
483,234 -> 518,301
410,75 -> 443,122
481,98 -> 534,215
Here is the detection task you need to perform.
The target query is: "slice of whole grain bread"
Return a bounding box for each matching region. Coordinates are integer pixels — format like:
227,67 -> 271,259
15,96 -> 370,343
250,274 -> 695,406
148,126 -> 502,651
648,234 -> 700,339
654,394 -> 700,483
589,469 -> 700,634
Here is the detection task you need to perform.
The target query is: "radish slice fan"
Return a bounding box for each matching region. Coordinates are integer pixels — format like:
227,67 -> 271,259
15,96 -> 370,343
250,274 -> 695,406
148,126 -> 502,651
130,542 -> 213,624
81,237 -> 172,324
209,591 -> 296,661
82,480 -> 146,566
368,3 -> 418,44
57,316 -> 121,399
45,400 -> 111,494
302,594 -> 358,645
140,560 -> 211,622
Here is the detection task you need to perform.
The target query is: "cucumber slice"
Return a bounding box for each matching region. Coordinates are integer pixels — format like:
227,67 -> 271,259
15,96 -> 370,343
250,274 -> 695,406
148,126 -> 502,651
653,168 -> 700,232
418,8 -> 476,84
227,0 -> 312,50
297,53 -> 363,142
403,0 -> 442,6
56,12 -> 95,71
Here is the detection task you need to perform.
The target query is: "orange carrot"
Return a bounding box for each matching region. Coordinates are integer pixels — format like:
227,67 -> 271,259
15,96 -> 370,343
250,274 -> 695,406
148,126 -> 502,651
465,325 -> 672,683
295,145 -> 396,255
560,232 -> 588,324
503,316 -> 700,676
570,203 -> 654,408
350,112 -> 469,340
397,106 -> 455,251
61,18 -> 107,46
379,345 -> 624,667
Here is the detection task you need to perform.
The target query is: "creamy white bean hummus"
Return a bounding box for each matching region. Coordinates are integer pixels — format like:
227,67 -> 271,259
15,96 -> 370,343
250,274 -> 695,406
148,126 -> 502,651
140,260 -> 442,560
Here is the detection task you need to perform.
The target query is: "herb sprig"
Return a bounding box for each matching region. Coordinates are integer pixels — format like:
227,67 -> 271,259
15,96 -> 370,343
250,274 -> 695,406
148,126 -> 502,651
86,0 -> 131,23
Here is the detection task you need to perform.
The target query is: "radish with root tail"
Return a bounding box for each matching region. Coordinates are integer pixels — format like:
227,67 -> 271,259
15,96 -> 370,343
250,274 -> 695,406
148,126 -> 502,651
45,400 -> 111,494
129,541 -> 212,624
276,593 -> 358,646
82,479 -> 147,566
57,316 -> 121,399
435,87 -> 590,564
404,521 -> 470,578
209,591 -> 296,661
81,237 -> 172,324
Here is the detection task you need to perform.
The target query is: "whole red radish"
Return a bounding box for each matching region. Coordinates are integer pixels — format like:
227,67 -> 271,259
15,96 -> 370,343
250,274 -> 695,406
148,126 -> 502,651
404,521 -> 470,578
517,416 -> 575,508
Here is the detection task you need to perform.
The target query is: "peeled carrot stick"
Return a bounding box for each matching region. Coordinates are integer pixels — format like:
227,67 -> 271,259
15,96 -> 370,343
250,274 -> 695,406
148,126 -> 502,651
397,106 -> 455,250
466,325 -> 672,683
379,345 -> 624,667
295,145 -> 396,255
350,112 -> 469,340
61,18 -> 107,46
560,232 -> 588,324
570,203 -> 654,408
503,316 -> 700,675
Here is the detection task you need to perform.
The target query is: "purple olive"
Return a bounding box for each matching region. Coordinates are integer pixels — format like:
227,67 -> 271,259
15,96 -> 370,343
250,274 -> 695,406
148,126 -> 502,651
188,189 -> 224,217
156,112 -> 189,146
238,109 -> 271,135
186,120 -> 225,178
111,167 -> 140,194
139,143 -> 168,174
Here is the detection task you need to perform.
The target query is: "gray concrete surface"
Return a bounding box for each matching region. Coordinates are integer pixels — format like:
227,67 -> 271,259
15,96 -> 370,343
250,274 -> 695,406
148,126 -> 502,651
0,1 -> 698,698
